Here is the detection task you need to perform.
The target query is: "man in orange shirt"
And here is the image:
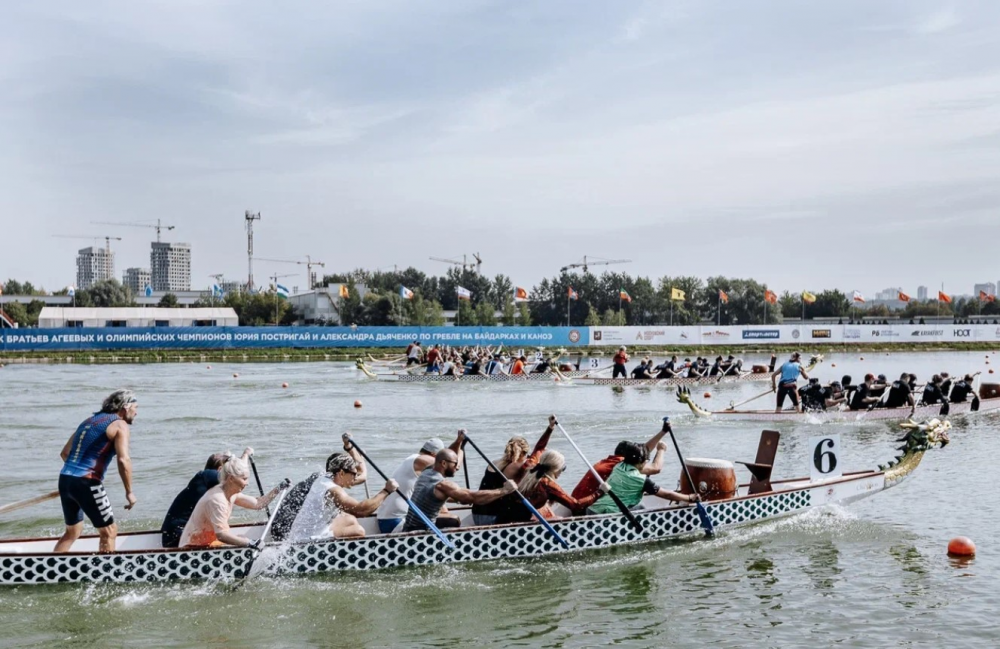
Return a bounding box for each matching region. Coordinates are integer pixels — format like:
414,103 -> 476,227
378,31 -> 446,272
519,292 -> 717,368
510,354 -> 527,375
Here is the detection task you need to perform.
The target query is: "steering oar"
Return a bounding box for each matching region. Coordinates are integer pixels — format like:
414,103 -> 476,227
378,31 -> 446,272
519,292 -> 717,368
663,417 -> 714,537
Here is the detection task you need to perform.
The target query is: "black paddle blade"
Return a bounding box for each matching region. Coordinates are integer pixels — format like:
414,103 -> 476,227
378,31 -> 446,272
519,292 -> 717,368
695,502 -> 715,537
607,490 -> 643,533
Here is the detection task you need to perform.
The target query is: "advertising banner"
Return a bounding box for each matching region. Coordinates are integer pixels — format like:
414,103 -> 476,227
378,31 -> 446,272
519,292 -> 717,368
0,326 -> 589,352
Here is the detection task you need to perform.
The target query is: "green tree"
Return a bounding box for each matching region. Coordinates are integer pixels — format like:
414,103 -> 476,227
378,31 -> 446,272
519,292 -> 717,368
474,301 -> 496,326
516,302 -> 532,326
3,301 -> 28,327
501,295 -> 517,326
584,305 -> 601,326
158,293 -> 179,308
86,279 -> 134,308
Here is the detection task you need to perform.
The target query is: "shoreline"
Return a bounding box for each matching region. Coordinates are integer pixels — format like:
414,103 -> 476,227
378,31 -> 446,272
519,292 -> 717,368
1,342 -> 997,364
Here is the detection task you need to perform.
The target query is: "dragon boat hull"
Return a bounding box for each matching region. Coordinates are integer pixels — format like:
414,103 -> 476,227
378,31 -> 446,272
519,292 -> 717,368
685,396 -> 1000,422
0,465 -> 922,586
569,372 -> 771,387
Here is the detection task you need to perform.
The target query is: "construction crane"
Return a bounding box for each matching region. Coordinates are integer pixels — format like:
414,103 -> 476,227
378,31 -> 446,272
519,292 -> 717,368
559,256 -> 632,273
91,219 -> 174,242
430,253 -> 482,275
256,255 -> 326,289
53,235 -> 123,256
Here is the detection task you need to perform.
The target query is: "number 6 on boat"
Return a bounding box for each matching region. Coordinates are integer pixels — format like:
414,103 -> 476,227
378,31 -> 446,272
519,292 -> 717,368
809,435 -> 842,482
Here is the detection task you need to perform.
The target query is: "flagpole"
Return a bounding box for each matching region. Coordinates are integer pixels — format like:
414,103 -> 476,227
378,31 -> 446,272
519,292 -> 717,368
717,295 -> 721,326
567,293 -> 570,327
618,294 -> 622,326
801,295 -> 805,321
670,299 -> 673,326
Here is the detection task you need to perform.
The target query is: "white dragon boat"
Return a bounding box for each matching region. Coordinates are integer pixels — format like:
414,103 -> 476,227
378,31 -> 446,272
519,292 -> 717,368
0,420 -> 948,586
676,384 -> 1000,422
565,355 -> 823,388
355,360 -> 595,381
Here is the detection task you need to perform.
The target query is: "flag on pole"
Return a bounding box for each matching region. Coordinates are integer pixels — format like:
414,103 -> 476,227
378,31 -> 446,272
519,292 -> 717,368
339,285 -> 350,299
898,291 -> 910,302
764,289 -> 778,305
67,286 -> 75,297
619,289 -> 632,303
514,286 -> 528,302
802,291 -> 817,304
718,289 -> 728,304
144,285 -> 153,297
938,290 -> 952,304
457,286 -> 472,301
276,284 -> 289,300
399,286 -> 414,300
852,290 -> 865,303
670,287 -> 685,301
212,284 -> 224,298
980,290 -> 996,303
567,287 -> 578,300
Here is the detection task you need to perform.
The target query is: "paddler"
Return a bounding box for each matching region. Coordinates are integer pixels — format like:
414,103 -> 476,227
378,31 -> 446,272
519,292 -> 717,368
54,389 -> 139,553
612,346 -> 629,379
771,352 -> 809,413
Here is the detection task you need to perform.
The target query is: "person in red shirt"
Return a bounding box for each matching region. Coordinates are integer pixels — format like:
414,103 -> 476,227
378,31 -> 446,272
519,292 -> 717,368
511,354 -> 527,375
514,450 -> 603,520
612,346 -> 629,378
425,344 -> 442,372
570,418 -> 672,501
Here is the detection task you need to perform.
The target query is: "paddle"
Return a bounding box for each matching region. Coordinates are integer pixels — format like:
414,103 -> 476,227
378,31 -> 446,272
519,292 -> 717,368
0,490 -> 59,516
234,486 -> 290,588
249,455 -> 270,517
726,387 -> 775,411
553,421 -> 643,533
345,435 -> 456,550
663,417 -> 714,537
463,434 -> 570,549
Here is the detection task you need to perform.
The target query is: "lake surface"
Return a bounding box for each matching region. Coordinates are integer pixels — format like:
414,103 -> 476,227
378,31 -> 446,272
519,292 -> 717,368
1,351 -> 997,648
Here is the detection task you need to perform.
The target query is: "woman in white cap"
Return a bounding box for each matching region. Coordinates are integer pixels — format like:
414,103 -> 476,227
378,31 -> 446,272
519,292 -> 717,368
375,431 -> 465,533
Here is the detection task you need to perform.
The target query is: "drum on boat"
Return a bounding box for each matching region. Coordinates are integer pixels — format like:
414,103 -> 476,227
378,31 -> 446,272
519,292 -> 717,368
980,383 -> 1000,400
751,365 -> 769,374
678,458 -> 737,501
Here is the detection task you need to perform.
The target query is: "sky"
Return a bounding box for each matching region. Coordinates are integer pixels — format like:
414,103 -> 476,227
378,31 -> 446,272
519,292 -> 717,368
2,1 -> 999,297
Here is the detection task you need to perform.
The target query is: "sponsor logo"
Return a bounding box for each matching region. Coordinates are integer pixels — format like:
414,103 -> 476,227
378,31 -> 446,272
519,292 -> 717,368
568,329 -> 581,344
702,330 -> 731,338
634,330 -> 666,342
844,328 -> 861,339
742,330 -> 780,340
911,330 -> 944,337
811,329 -> 832,339
593,331 -> 603,341
792,329 -> 801,339
954,329 -> 972,338
872,329 -> 900,337
680,332 -> 689,340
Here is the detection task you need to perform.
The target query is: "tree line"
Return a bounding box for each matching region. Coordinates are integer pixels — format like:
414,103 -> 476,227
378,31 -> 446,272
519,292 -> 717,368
5,272 -> 997,329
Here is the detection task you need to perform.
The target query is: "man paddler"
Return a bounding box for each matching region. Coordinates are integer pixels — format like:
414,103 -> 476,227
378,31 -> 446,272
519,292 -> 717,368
771,352 -> 809,413
55,389 -> 139,553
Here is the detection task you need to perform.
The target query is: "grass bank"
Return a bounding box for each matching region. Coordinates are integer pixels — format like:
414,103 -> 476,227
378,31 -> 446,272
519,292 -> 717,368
1,342 -> 998,365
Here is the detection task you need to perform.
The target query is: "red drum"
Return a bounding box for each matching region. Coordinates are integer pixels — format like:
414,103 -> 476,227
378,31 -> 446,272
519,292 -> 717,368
679,458 -> 737,502
980,383 -> 999,400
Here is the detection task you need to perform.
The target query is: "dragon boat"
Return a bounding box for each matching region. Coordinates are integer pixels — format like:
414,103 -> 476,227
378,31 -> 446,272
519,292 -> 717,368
355,360 -> 595,381
0,419 -> 948,586
567,355 -> 823,388
676,384 -> 1000,422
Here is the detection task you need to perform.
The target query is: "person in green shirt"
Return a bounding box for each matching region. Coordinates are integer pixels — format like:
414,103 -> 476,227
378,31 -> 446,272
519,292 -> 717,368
587,442 -> 698,515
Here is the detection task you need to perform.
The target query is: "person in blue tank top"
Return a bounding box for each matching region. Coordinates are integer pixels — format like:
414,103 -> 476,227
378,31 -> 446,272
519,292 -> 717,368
55,389 -> 139,553
771,352 -> 810,413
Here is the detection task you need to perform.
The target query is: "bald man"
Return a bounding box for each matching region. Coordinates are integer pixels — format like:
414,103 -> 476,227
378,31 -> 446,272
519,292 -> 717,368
401,431 -> 516,533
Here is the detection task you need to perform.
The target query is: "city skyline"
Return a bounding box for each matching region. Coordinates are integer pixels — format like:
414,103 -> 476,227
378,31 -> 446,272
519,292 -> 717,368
3,3 -> 1000,294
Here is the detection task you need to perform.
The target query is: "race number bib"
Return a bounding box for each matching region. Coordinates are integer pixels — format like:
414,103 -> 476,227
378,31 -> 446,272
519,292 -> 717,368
808,435 -> 842,481
588,358 -> 601,369
534,351 -> 544,362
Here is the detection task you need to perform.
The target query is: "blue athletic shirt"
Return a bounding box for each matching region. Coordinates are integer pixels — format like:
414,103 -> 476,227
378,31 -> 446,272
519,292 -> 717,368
778,361 -> 801,384
60,413 -> 120,481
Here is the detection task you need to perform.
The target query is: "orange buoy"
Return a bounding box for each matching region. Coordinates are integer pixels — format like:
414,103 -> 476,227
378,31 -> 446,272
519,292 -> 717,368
990,369 -> 995,374
703,392 -> 712,399
948,537 -> 976,557
282,382 -> 289,388
233,373 -> 239,378
831,363 -> 837,368
207,365 -> 212,370
354,400 -> 363,408
860,357 -> 864,361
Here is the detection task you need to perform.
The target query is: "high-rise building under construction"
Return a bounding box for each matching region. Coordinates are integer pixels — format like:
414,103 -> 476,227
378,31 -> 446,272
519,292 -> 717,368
150,242 -> 191,291
76,246 -> 115,289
